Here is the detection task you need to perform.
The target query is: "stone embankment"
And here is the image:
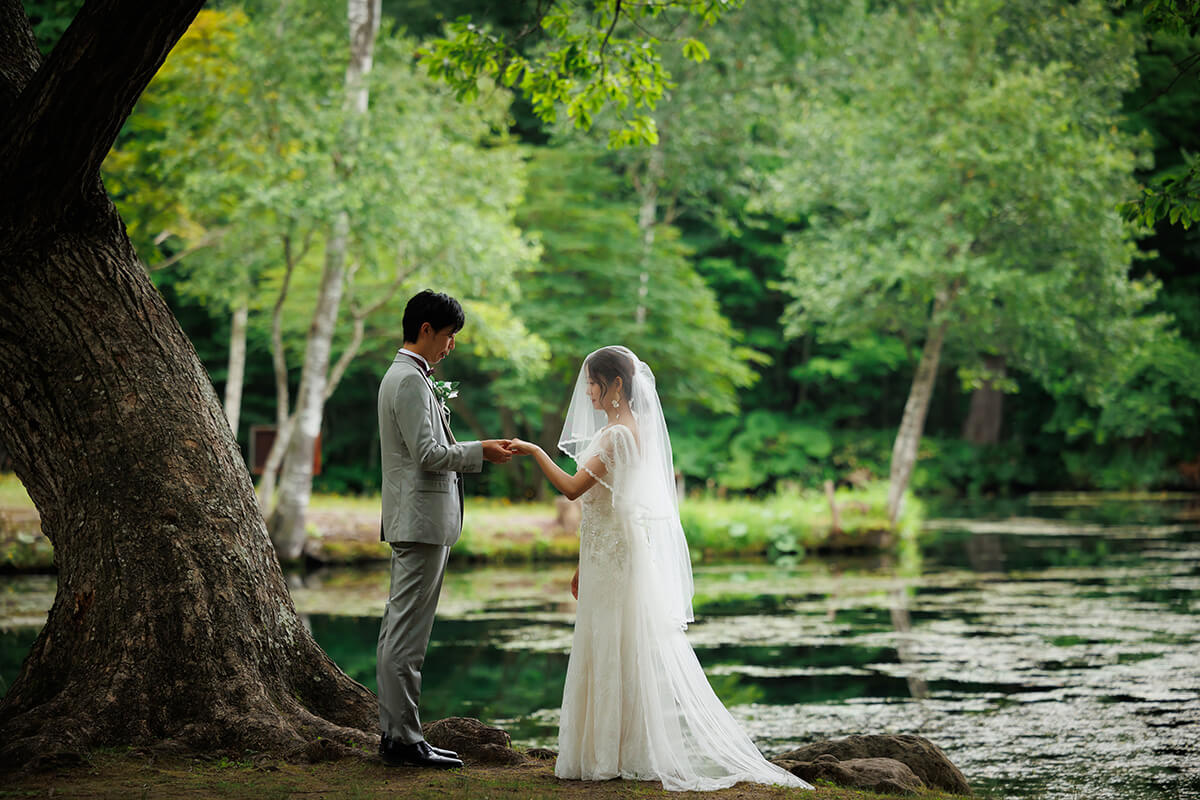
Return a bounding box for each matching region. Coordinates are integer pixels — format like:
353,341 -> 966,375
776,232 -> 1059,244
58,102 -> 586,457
424,716 -> 971,796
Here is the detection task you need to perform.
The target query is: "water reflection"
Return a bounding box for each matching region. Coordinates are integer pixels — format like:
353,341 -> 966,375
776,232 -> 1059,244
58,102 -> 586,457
1,498 -> 1198,800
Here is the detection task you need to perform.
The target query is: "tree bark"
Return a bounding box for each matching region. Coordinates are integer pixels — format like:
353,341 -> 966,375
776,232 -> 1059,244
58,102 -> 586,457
269,0 -> 381,558
0,0 -> 375,767
886,286 -> 957,523
223,299 -> 249,436
962,355 -> 1005,445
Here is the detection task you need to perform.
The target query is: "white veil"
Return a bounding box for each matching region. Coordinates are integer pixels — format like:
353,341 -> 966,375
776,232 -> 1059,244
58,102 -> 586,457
554,346 -> 808,791
558,346 -> 695,630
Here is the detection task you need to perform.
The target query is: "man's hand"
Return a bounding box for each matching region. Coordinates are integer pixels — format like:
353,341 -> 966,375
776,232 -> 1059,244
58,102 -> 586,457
570,567 -> 579,600
482,439 -> 516,464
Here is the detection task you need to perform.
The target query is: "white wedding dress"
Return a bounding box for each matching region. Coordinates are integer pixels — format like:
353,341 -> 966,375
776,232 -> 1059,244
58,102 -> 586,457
554,421 -> 810,792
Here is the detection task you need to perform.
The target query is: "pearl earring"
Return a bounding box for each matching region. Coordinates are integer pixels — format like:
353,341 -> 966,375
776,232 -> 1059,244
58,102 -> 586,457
612,398 -> 620,408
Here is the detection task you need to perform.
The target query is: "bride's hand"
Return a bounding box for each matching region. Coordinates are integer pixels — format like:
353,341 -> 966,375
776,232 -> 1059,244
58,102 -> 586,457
571,567 -> 579,599
508,438 -> 538,456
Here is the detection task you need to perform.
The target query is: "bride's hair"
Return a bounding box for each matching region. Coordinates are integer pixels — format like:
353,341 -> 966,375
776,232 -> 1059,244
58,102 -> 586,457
586,347 -> 636,408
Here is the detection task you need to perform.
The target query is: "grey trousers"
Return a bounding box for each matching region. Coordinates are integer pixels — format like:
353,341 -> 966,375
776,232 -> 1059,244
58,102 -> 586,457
377,541 -> 451,744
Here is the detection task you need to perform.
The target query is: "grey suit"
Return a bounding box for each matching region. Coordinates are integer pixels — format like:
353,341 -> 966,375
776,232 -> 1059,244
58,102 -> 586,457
377,351 -> 482,744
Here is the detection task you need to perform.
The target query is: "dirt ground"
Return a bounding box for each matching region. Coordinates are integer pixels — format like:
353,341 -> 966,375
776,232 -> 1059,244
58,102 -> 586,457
4,751 -> 972,800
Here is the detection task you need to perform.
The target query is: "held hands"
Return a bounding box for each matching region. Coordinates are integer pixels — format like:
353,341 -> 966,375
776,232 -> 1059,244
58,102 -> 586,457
482,438 -> 538,464
507,438 -> 540,456
482,439 -> 519,464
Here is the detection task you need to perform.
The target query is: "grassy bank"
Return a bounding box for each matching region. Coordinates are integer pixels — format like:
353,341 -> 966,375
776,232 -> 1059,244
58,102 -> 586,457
680,482 -> 921,560
1,750 -> 973,800
0,473 -> 915,570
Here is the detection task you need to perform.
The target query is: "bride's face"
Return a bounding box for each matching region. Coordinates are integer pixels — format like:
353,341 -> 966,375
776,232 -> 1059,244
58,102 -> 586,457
586,372 -> 621,410
586,375 -> 603,409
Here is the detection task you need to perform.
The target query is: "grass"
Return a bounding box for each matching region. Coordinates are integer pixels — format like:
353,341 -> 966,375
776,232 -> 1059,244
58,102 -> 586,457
0,472 -> 917,570
0,750 -> 975,800
679,482 -> 922,560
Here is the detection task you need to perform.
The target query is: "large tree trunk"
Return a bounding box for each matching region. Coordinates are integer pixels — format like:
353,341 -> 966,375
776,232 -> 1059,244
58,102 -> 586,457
0,0 -> 374,767
223,298 -> 249,435
886,288 -> 956,523
962,355 -> 1005,445
269,0 -> 381,558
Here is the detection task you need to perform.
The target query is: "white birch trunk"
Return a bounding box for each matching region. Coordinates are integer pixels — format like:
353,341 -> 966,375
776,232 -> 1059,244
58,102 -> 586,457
634,145 -> 663,327
255,242 -> 300,511
268,0 -> 380,560
886,288 -> 955,524
270,214 -> 349,559
223,299 -> 248,436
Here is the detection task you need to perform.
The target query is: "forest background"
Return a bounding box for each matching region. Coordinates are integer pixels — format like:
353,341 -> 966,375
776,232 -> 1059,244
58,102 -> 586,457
18,0 -> 1200,518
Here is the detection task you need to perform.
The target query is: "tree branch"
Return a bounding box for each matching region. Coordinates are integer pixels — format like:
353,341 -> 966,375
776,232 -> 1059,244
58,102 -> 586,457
271,234 -> 299,429
324,316 -> 366,402
1136,49 -> 1200,110
0,0 -> 41,116
599,0 -> 624,64
0,0 -> 207,227
326,262 -> 414,401
147,228 -> 227,272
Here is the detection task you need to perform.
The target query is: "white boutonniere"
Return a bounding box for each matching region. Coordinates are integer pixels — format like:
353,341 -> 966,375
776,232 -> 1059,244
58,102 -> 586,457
431,379 -> 459,416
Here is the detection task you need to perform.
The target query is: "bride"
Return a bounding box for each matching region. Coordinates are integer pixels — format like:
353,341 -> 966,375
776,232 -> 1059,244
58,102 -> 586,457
510,346 -> 810,792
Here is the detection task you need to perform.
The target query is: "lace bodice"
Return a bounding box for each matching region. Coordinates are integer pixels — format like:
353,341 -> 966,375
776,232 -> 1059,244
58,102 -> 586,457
577,425 -> 637,578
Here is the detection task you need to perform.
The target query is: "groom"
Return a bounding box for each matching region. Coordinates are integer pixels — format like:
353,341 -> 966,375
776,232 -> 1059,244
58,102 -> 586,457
377,290 -> 514,769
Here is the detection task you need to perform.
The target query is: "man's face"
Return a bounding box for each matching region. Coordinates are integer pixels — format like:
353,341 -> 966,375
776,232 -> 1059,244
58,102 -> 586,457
429,325 -> 457,364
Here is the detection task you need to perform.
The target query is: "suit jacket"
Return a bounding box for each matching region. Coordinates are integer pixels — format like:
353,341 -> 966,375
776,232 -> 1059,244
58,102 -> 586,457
378,352 -> 483,545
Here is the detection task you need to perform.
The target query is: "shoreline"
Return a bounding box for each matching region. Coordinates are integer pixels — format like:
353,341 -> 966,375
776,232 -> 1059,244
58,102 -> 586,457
0,482 -> 912,573
3,749 -> 975,800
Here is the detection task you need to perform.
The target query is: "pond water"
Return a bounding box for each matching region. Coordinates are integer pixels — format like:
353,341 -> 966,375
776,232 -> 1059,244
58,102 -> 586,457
1,496 -> 1198,800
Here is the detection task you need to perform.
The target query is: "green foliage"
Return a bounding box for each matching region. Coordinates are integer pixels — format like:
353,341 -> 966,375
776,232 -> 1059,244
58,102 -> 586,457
71,0 -> 1200,500
767,0 -> 1153,370
751,0 -> 1200,491
1123,154 -> 1200,229
1061,442 -> 1178,490
454,145 -> 757,463
421,0 -> 744,147
1129,0 -> 1200,36
110,4 -> 540,322
909,438 -> 1043,497
1120,5 -> 1200,229
103,5 -> 545,458
673,410 -> 832,491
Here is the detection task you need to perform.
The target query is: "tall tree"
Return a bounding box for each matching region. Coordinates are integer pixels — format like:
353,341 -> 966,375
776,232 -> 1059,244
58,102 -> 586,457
268,0 -> 382,558
761,0 -> 1163,521
103,6 -> 540,554
0,0 -> 742,762
0,0 -> 376,766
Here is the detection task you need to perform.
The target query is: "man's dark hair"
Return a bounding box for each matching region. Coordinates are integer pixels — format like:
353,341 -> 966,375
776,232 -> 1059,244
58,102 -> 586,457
402,290 -> 465,343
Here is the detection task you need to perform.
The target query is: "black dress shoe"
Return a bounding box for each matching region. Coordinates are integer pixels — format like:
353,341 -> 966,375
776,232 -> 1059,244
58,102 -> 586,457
380,737 -> 463,769
426,743 -> 459,759
380,734 -> 458,761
